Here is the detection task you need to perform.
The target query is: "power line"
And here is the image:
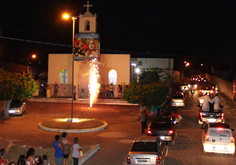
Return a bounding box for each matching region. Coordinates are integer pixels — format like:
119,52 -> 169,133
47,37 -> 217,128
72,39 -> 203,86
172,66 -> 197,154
0,35 -> 219,58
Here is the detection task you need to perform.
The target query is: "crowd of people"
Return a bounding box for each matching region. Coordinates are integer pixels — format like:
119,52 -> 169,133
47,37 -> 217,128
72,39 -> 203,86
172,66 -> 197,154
0,132 -> 82,165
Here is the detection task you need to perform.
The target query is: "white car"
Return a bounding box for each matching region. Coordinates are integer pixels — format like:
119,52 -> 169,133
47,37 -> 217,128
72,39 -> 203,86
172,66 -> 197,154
9,99 -> 26,115
202,123 -> 235,155
170,94 -> 185,107
126,136 -> 168,164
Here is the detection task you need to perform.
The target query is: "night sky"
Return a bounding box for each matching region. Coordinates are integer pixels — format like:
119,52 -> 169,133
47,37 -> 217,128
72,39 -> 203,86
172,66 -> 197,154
0,0 -> 236,69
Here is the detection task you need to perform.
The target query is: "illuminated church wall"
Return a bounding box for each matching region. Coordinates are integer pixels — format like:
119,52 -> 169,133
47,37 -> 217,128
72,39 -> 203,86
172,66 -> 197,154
48,54 -> 130,98
100,54 -> 130,86
48,54 -> 73,97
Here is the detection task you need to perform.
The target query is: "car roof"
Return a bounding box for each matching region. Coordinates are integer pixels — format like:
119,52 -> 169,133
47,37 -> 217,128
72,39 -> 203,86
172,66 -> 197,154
201,86 -> 210,89
209,123 -> 230,129
151,117 -> 172,123
134,136 -> 161,142
172,95 -> 184,98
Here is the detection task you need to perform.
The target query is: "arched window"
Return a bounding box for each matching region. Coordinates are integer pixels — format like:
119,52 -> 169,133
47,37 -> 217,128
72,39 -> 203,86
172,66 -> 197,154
108,69 -> 117,85
85,20 -> 90,31
60,69 -> 68,84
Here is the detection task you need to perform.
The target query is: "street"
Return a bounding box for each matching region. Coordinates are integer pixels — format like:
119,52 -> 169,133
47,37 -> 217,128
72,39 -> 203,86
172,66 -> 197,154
1,82 -> 236,165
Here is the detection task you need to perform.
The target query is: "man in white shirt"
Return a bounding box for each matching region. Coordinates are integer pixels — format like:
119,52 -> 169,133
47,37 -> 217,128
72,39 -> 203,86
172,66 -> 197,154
211,94 -> 222,112
198,93 -> 212,111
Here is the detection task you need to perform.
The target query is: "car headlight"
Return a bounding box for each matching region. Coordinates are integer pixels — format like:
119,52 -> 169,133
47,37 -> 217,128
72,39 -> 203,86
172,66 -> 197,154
9,108 -> 21,113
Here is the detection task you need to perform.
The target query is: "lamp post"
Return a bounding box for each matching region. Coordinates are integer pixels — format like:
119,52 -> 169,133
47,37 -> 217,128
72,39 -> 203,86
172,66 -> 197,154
63,14 -> 82,122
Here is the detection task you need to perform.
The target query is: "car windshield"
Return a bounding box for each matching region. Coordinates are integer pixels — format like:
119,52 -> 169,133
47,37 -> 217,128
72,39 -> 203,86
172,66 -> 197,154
149,123 -> 172,129
209,128 -> 231,137
10,100 -> 22,106
172,95 -> 183,99
131,142 -> 158,152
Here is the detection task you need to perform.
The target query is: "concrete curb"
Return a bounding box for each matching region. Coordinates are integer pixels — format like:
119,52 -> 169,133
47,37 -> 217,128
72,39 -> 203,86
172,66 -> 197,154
79,144 -> 100,165
5,142 -> 100,165
38,119 -> 108,133
27,98 -> 139,106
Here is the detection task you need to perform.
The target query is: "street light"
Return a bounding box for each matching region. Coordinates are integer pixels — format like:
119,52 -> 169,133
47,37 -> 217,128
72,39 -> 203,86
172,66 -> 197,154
24,54 -> 36,74
63,13 -> 83,122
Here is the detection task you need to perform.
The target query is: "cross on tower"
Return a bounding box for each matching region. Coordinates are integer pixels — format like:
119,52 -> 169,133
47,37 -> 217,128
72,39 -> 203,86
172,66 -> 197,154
84,1 -> 93,11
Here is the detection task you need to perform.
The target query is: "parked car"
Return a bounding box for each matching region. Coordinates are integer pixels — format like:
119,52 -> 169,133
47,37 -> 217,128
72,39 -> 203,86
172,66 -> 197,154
126,136 -> 168,165
170,94 -> 185,107
9,99 -> 26,115
202,123 -> 235,155
147,117 -> 177,145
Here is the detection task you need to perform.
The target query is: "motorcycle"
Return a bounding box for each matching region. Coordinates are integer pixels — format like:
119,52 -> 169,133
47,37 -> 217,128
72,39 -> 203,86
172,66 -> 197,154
161,108 -> 182,124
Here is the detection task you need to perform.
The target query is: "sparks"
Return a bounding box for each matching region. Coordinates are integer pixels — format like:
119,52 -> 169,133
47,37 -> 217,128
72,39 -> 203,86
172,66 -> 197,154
89,58 -> 101,107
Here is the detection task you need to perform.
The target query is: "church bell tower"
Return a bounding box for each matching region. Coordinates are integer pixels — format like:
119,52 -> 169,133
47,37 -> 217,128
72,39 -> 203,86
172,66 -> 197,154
79,1 -> 97,33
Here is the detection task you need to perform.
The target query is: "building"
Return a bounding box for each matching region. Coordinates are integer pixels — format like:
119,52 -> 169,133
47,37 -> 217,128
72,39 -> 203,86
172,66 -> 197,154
47,1 -> 175,98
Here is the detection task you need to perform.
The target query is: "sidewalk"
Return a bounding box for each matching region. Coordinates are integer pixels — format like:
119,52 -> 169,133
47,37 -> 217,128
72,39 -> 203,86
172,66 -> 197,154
27,96 -> 139,106
219,92 -> 236,116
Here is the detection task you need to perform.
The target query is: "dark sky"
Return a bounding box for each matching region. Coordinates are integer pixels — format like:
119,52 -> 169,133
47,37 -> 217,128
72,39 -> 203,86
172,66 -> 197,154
0,0 -> 236,66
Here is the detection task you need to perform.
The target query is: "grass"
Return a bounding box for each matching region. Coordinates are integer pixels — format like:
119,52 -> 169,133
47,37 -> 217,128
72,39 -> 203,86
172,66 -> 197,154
6,145 -> 90,164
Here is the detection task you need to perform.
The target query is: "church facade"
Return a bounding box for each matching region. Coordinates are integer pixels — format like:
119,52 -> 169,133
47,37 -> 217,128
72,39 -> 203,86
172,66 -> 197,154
47,1 -> 174,98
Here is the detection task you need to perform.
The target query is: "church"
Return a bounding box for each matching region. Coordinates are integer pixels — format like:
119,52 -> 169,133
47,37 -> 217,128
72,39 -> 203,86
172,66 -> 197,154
47,1 -> 174,98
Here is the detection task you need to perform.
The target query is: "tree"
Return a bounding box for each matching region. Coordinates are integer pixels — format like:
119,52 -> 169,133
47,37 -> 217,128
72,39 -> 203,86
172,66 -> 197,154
138,67 -> 167,84
0,69 -> 38,118
123,82 -> 170,108
123,67 -> 170,108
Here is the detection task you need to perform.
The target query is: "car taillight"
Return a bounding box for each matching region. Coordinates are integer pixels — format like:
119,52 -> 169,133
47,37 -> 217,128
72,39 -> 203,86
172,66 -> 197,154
221,113 -> 224,120
168,130 -> 174,135
205,135 -> 209,141
200,112 -> 203,119
127,156 -> 131,164
156,156 -> 161,164
231,137 -> 235,143
147,129 -> 152,135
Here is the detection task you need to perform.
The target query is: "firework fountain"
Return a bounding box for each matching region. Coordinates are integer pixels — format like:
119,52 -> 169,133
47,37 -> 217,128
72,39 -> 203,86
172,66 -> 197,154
89,58 -> 101,107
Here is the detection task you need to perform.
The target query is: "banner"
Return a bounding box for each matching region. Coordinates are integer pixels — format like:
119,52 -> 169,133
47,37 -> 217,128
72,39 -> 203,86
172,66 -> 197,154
74,33 -> 100,61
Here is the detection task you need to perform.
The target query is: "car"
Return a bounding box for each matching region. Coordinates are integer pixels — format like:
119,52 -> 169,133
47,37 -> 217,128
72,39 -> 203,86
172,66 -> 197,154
147,117 -> 177,145
126,136 -> 168,165
190,75 -> 198,82
202,123 -> 235,155
199,86 -> 214,96
198,105 -> 225,125
9,99 -> 26,115
180,83 -> 189,91
211,84 -> 219,94
188,82 -> 197,90
170,94 -> 185,107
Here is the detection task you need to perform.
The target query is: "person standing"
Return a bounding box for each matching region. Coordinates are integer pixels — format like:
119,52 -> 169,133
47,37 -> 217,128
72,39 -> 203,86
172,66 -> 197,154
198,93 -> 212,112
151,105 -> 156,118
46,84 -> 50,98
118,84 -> 122,99
109,83 -> 114,98
73,86 -> 77,100
72,138 -> 81,165
53,135 -> 63,165
144,109 -> 149,130
54,82 -> 59,98
60,132 -> 71,165
105,85 -> 110,97
211,94 -> 222,112
140,110 -> 146,133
